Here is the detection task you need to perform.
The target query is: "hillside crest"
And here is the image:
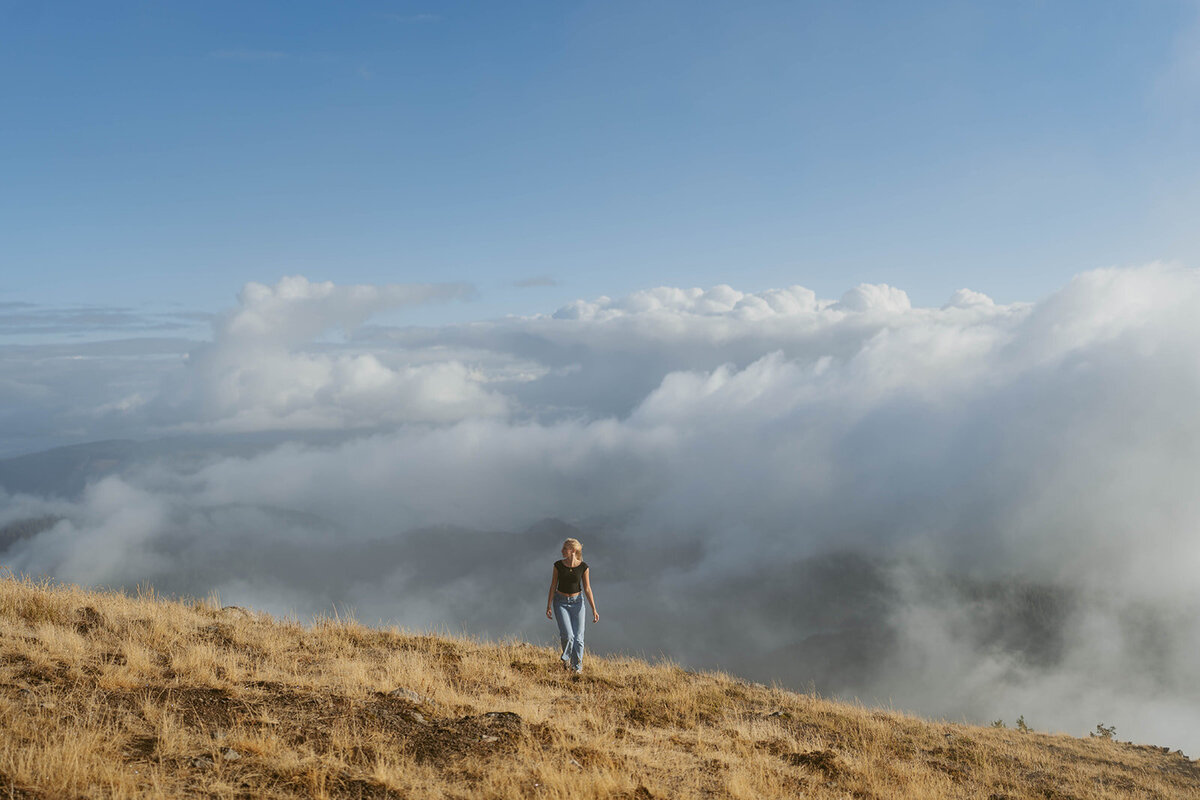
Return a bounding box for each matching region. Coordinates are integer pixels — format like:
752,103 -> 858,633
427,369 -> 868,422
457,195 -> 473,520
0,576 -> 1196,799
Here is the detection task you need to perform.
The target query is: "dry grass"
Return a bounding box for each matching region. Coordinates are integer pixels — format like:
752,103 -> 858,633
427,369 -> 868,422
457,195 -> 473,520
0,575 -> 1195,799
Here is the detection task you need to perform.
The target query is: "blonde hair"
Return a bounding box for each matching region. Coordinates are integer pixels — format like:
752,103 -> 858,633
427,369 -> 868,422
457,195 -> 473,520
562,538 -> 582,554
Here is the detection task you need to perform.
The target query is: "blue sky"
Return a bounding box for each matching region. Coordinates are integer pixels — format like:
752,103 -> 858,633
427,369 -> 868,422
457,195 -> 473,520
6,3 -> 1200,750
3,0 -> 1200,325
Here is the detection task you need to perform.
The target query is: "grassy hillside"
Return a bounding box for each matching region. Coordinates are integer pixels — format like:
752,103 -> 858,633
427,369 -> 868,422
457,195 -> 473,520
0,576 -> 1195,799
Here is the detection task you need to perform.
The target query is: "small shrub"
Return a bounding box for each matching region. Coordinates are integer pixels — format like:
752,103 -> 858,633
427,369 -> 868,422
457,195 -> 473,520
991,719 -> 1006,728
1016,715 -> 1030,733
1091,723 -> 1116,740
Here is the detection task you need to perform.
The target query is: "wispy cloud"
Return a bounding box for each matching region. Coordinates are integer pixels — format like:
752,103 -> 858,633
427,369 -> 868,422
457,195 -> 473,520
207,49 -> 289,62
1150,4 -> 1200,114
6,267 -> 1200,752
514,276 -> 557,288
0,304 -> 215,337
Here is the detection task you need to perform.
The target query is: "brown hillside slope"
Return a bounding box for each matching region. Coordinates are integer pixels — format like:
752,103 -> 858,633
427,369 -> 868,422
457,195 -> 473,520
0,576 -> 1196,799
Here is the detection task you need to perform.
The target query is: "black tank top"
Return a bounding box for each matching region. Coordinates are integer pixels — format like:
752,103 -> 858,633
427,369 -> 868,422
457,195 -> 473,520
555,560 -> 588,594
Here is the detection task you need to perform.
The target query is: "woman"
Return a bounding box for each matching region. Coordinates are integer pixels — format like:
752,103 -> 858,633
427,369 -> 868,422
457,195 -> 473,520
546,537 -> 598,674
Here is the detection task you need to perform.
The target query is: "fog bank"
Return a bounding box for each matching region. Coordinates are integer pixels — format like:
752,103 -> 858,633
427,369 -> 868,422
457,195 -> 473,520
3,265 -> 1199,752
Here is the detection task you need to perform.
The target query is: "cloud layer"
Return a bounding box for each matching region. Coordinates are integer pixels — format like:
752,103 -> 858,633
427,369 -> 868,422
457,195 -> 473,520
3,265 -> 1200,751
144,277 -> 505,431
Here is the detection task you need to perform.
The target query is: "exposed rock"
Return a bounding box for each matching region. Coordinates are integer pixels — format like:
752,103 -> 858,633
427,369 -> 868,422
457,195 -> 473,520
389,687 -> 430,705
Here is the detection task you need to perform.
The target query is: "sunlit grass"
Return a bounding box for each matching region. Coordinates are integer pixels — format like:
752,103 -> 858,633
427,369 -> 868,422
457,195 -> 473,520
0,574 -> 1194,799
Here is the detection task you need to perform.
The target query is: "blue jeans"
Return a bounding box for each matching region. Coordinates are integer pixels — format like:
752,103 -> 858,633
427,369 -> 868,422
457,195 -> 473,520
553,592 -> 586,671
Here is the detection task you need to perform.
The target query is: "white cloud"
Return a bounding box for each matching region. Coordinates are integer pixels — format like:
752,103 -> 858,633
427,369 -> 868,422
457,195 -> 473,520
5,264 -> 1200,751
833,282 -> 911,313
147,276 -> 501,432
943,287 -> 995,309
551,283 -> 821,321
221,276 -> 471,345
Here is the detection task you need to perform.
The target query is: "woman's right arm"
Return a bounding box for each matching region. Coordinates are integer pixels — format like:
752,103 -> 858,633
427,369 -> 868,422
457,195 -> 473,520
546,565 -> 557,619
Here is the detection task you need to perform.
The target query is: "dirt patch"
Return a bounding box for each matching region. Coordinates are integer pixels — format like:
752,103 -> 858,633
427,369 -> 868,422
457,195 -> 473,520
784,749 -> 842,778
120,683 -> 434,756
74,606 -> 105,635
578,673 -> 623,690
1014,771 -> 1082,800
99,650 -> 127,666
509,659 -> 540,675
926,757 -> 968,783
881,734 -> 917,761
611,786 -> 655,800
920,740 -> 982,784
406,710 -> 525,763
1092,774 -> 1137,792
396,636 -> 463,665
527,720 -> 561,748
0,770 -> 41,800
754,738 -> 791,757
1034,785 -> 1081,800
620,692 -> 723,729
196,623 -> 236,648
720,683 -> 755,705
158,687 -> 245,729
107,686 -> 249,730
1,653 -> 33,671
13,660 -> 69,687
337,775 -> 403,800
248,682 -> 352,716
923,740 -> 979,763
124,734 -> 158,760
358,692 -> 427,736
260,765 -> 401,800
622,696 -> 677,727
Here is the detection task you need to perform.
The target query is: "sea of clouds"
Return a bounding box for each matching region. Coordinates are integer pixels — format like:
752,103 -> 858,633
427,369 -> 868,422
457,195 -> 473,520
2,265 -> 1199,752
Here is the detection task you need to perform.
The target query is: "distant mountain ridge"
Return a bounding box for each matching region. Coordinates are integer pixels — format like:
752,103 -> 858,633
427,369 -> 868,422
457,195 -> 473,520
0,432 -> 379,499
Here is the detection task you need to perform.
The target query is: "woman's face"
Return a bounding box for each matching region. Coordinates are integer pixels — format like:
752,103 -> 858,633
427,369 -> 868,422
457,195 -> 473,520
562,546 -> 578,561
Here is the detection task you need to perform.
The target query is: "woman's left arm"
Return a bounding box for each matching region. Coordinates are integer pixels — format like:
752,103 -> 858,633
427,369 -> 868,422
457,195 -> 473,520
583,567 -> 599,623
